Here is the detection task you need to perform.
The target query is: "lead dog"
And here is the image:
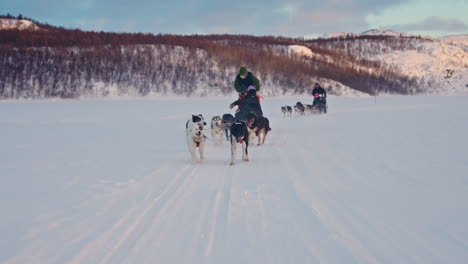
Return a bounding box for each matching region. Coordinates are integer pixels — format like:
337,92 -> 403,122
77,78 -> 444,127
230,121 -> 249,165
246,113 -> 271,146
186,114 -> 207,163
210,115 -> 224,145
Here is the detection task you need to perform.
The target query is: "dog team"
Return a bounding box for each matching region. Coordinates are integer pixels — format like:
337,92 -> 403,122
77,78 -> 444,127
186,66 -> 274,165
282,83 -> 328,116
185,112 -> 271,165
185,67 -> 327,165
282,100 -> 327,117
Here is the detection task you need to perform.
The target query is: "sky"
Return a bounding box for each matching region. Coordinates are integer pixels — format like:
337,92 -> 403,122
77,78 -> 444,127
1,0 -> 467,38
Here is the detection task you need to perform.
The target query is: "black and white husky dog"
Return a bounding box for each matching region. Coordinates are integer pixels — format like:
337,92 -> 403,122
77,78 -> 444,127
186,114 -> 207,163
229,121 -> 249,165
210,115 -> 224,145
281,106 -> 292,117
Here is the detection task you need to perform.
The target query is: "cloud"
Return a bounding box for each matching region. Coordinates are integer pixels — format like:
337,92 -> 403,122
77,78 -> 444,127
9,0 -> 459,36
157,0 -> 408,36
386,16 -> 468,32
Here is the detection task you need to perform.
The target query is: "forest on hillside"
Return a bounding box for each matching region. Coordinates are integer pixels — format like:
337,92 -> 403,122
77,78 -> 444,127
0,16 -> 422,98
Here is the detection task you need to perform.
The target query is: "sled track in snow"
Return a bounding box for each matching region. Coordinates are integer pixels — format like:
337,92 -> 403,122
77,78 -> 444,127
276,134 -> 379,264
69,157 -> 198,263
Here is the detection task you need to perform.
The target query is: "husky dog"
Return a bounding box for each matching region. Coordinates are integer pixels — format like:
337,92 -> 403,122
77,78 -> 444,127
281,106 -> 292,117
294,102 -> 305,116
281,106 -> 287,117
246,112 -> 271,146
186,114 -> 207,163
222,113 -> 235,141
230,121 -> 249,165
210,115 -> 224,145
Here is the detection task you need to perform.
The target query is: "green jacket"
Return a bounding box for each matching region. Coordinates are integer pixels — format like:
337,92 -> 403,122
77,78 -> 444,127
234,72 -> 260,93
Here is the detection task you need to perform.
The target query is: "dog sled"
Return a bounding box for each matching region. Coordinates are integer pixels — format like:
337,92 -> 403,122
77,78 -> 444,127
311,97 -> 327,114
231,89 -> 263,122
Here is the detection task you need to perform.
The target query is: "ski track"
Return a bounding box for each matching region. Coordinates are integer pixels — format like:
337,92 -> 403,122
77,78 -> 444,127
125,164 -> 200,263
70,155 -> 195,264
98,164 -> 196,263
203,154 -> 234,259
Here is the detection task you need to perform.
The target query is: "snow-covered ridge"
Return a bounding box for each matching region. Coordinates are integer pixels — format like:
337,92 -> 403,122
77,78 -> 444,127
438,34 -> 468,42
317,30 -> 468,94
361,29 -> 403,36
361,29 -> 427,38
322,29 -> 431,40
321,32 -> 357,39
371,39 -> 467,94
0,18 -> 40,30
438,34 -> 468,51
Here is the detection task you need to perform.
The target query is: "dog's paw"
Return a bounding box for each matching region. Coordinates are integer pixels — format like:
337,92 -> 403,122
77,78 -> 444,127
230,162 -> 235,166
243,157 -> 249,162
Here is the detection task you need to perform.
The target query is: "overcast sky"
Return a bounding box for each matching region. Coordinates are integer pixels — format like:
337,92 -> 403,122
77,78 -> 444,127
2,0 -> 467,38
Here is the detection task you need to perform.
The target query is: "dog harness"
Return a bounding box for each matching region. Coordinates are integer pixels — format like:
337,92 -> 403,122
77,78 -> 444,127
193,136 -> 203,147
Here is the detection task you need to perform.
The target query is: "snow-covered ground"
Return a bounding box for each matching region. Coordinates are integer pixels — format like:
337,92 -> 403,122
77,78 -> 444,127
1,95 -> 467,264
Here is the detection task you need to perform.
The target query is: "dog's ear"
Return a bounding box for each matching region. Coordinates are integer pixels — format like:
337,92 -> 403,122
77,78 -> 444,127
192,115 -> 201,123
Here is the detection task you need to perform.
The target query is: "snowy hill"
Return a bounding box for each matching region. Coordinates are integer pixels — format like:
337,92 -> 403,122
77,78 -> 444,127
322,29 -> 423,39
373,39 -> 468,94
0,19 -> 466,98
1,96 -> 467,263
361,29 -> 429,39
313,31 -> 468,94
0,18 -> 40,30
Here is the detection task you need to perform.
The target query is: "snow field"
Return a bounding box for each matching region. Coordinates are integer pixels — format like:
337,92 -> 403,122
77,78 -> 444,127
1,96 -> 467,263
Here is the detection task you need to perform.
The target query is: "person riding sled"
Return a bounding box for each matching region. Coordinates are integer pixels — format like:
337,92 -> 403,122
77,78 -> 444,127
312,83 -> 327,106
234,66 -> 260,96
231,66 -> 263,120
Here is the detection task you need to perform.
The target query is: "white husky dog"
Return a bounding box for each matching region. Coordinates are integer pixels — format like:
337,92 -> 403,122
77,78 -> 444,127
210,115 -> 224,145
186,114 -> 207,163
